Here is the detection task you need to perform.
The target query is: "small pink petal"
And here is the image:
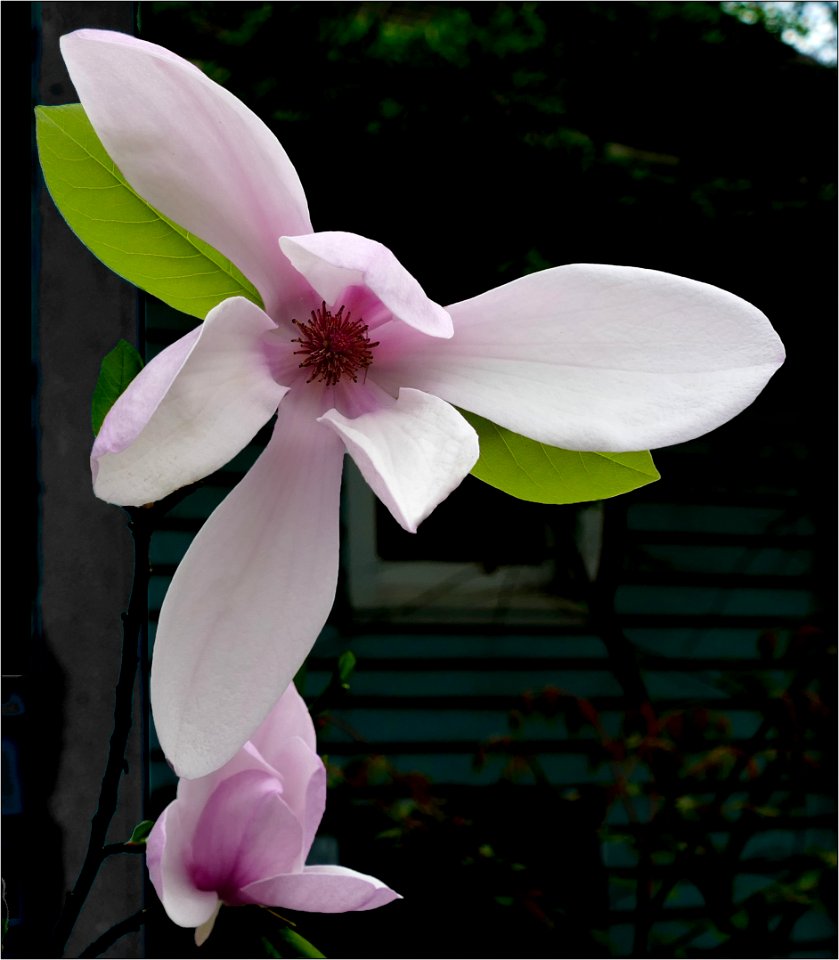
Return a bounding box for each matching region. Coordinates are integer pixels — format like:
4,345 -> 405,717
190,771 -> 305,899
375,264 -> 785,452
243,864 -> 402,913
263,739 -> 326,859
320,386 -> 478,533
280,232 -> 453,338
213,685 -> 325,857
249,682 -> 317,756
60,30 -> 313,315
93,297 -> 288,506
146,804 -> 219,928
175,741 -> 277,842
150,388 -> 345,780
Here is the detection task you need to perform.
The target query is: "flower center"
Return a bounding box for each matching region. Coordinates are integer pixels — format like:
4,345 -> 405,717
291,301 -> 379,387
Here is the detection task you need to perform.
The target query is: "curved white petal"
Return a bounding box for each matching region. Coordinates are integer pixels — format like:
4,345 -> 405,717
146,804 -> 220,928
150,389 -> 344,780
280,232 -> 453,338
60,29 -> 312,315
93,297 -> 288,506
243,864 -> 402,913
320,386 -> 478,533
375,264 -> 785,452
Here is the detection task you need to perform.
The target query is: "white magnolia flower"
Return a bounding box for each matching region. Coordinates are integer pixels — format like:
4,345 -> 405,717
60,30 -> 785,778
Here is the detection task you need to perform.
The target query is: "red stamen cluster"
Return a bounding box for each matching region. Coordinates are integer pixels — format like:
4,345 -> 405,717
291,301 -> 379,386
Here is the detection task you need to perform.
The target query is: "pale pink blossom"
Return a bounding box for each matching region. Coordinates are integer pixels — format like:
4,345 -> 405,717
146,683 -> 399,942
61,30 -> 785,779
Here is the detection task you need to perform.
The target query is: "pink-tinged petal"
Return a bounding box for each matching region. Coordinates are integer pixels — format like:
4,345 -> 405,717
233,685 -> 325,856
243,864 -> 402,913
190,771 -> 305,900
280,232 -> 453,338
264,739 -> 326,859
175,741 -> 277,841
375,264 -> 785,452
249,682 -> 317,756
179,688 -> 324,852
92,297 -> 288,506
150,389 -> 345,780
146,804 -> 219,928
320,386 -> 478,533
60,30 -> 312,315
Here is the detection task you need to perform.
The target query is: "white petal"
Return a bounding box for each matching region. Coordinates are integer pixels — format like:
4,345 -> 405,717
150,390 -> 345,779
146,804 -> 220,928
280,232 -> 453,338
320,387 -> 478,533
92,298 -> 288,506
243,864 -> 401,913
374,264 -> 785,452
61,30 -> 312,316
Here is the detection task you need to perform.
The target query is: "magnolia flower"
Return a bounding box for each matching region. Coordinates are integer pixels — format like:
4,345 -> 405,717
147,683 -> 399,943
60,30 -> 784,779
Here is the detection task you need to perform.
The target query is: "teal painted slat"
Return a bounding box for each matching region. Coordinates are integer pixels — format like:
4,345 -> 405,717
318,631 -> 611,660
310,668 -> 623,698
637,544 -> 812,576
626,627 -> 779,658
615,585 -> 814,618
627,503 -> 815,536
325,751 -> 619,786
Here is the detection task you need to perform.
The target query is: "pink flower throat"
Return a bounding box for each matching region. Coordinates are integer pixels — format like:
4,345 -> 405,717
291,301 -> 380,386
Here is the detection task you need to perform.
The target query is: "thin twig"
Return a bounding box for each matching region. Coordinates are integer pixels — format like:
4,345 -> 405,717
77,908 -> 147,958
99,843 -> 147,860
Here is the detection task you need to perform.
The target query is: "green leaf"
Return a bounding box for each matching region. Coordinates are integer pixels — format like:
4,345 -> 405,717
91,340 -> 144,436
126,819 -> 155,846
262,930 -> 326,958
461,410 -> 660,504
35,103 -> 263,320
337,650 -> 357,685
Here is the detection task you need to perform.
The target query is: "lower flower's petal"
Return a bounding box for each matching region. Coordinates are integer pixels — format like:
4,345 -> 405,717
243,864 -> 402,913
267,739 -> 326,858
375,264 -> 785,452
249,682 -> 317,756
280,232 -> 453,338
234,686 -> 326,856
319,387 -> 478,533
146,804 -> 220,928
93,297 -> 288,506
150,389 -> 344,780
191,770 -> 305,898
175,742 -> 276,841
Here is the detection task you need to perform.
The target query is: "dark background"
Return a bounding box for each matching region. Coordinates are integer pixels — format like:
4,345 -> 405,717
17,2 -> 837,958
